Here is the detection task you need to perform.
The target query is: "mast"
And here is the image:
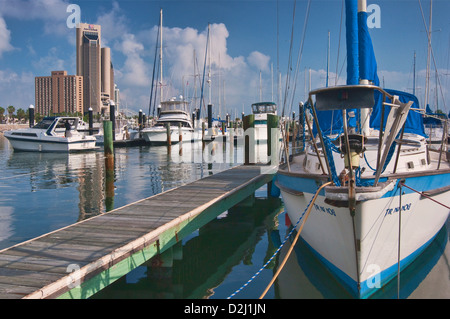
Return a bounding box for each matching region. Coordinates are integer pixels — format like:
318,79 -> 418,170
259,71 -> 262,101
159,8 -> 163,103
208,23 -> 212,105
425,0 -> 432,108
326,30 -> 330,87
358,0 -> 371,136
413,51 -> 416,95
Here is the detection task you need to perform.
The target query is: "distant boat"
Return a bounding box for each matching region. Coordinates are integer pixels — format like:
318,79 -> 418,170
4,116 -> 97,152
141,98 -> 201,145
422,105 -> 448,150
93,118 -> 140,146
251,102 -> 278,143
141,9 -> 201,145
274,0 -> 450,299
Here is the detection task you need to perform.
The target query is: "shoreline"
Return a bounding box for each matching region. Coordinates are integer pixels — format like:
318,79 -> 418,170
0,123 -> 28,133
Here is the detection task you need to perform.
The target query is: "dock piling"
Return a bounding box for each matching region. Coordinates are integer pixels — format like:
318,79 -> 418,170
243,114 -> 255,165
88,108 -> 93,135
166,123 -> 171,146
28,105 -> 34,128
103,120 -> 114,156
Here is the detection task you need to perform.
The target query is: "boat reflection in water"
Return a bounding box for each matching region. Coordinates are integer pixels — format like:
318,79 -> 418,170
275,216 -> 449,299
92,193 -> 283,299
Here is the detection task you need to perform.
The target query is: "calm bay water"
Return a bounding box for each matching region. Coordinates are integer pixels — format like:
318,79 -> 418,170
0,133 -> 448,299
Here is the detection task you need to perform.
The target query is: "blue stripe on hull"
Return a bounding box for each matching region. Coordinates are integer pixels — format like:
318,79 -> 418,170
276,170 -> 450,298
299,227 -> 442,298
276,171 -> 450,198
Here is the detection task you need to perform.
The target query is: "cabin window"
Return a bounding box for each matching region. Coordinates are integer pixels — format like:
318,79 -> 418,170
407,161 -> 414,169
155,121 -> 191,128
11,132 -> 37,137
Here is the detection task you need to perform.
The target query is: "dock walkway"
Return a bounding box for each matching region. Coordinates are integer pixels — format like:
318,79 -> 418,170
0,165 -> 274,299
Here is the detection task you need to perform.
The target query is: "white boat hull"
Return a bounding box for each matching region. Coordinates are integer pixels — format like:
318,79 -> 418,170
276,170 -> 450,298
4,134 -> 96,152
141,127 -> 201,145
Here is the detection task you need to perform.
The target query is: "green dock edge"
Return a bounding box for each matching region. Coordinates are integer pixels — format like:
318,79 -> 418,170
58,170 -> 274,299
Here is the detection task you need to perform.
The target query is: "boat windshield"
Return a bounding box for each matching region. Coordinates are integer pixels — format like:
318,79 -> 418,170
155,121 -> 191,128
252,103 -> 277,114
32,118 -> 56,129
160,101 -> 189,113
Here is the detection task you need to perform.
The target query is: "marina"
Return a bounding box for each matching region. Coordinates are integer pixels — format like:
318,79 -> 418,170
0,0 -> 449,301
0,132 -> 448,299
0,162 -> 273,299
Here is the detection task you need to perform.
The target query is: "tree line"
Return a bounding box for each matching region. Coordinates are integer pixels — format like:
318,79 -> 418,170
0,105 -> 30,123
0,106 -> 91,124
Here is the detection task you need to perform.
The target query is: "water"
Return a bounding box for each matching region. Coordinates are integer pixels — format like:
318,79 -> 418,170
0,133 -> 448,299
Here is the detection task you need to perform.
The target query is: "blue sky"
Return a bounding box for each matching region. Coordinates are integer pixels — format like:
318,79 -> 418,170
0,0 -> 449,117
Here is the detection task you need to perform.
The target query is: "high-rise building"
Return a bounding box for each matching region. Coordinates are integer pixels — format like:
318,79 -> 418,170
76,23 -> 102,113
101,47 -> 116,110
35,71 -> 83,115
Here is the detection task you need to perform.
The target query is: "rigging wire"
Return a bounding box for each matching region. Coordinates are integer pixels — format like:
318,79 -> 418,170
199,24 -> 210,119
148,20 -> 161,117
335,0 -> 345,86
281,0 -> 298,118
418,0 -> 447,111
287,0 -> 312,117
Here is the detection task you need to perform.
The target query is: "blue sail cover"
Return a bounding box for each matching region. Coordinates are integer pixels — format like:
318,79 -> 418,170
423,104 -> 447,125
370,89 -> 427,137
314,0 -> 425,139
358,10 -> 379,86
346,0 -> 359,85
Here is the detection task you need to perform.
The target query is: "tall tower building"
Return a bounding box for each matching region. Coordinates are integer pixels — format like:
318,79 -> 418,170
101,47 -> 116,109
76,23 -> 102,113
35,71 -> 83,115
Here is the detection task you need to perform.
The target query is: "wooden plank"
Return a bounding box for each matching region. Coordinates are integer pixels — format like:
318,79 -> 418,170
0,267 -> 63,288
0,283 -> 37,299
0,255 -> 70,274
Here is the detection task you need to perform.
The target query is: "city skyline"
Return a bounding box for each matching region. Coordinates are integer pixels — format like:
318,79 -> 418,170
0,0 -> 449,117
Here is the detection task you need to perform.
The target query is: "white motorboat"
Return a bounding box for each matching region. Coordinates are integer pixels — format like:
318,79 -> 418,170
274,0 -> 450,299
251,102 -> 278,143
3,116 -> 97,152
141,99 -> 201,145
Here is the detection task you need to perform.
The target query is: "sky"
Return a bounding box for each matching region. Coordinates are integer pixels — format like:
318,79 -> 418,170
0,0 -> 449,118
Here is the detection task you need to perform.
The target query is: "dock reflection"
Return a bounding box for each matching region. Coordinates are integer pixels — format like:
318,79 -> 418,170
92,194 -> 283,299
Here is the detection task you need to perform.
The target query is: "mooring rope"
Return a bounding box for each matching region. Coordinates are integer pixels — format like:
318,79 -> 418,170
400,181 -> 450,209
259,181 -> 332,299
226,182 -> 332,299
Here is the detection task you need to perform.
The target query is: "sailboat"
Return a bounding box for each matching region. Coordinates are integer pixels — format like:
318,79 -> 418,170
141,9 -> 200,145
274,0 -> 450,298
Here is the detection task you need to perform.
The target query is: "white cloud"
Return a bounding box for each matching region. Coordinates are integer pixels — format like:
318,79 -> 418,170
0,0 -> 71,38
95,1 -> 128,47
31,47 -> 67,73
0,70 -> 34,108
0,16 -> 14,57
247,51 -> 270,72
119,33 -> 150,87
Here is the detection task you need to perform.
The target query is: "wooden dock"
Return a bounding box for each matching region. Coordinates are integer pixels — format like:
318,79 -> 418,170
0,164 -> 274,299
